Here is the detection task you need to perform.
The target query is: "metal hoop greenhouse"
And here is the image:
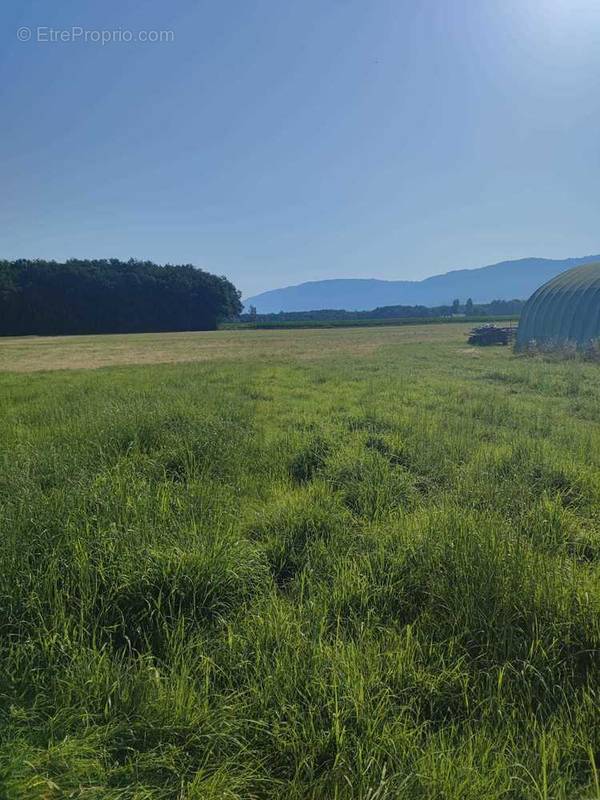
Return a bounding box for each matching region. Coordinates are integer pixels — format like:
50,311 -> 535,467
516,262 -> 600,348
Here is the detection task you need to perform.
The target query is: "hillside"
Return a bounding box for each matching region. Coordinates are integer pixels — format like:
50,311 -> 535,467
244,255 -> 600,313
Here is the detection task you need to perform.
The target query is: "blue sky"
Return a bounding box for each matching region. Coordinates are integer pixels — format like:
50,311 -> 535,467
2,0 -> 600,298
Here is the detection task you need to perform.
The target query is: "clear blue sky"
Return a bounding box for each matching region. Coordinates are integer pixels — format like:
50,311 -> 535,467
2,0 -> 600,298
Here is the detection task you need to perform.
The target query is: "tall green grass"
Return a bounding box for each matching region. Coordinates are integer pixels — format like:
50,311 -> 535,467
0,336 -> 599,798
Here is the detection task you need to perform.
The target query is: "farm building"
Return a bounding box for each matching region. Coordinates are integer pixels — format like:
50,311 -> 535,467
516,261 -> 600,348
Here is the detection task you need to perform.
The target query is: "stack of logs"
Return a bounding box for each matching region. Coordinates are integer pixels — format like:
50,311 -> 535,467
467,325 -> 516,346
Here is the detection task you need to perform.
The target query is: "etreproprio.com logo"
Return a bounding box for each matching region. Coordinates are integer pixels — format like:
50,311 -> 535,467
17,26 -> 175,44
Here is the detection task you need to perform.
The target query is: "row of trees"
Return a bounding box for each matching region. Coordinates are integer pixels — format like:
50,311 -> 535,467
240,298 -> 524,323
0,259 -> 242,336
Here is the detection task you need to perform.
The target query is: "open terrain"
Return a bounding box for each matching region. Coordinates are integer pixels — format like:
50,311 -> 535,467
0,323 -> 472,373
1,323 -> 599,798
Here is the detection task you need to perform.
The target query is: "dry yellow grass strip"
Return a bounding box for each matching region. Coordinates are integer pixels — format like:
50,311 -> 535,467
0,323 -> 469,373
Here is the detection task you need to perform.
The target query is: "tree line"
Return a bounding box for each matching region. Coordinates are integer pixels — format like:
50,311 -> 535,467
241,297 -> 524,323
0,259 -> 242,336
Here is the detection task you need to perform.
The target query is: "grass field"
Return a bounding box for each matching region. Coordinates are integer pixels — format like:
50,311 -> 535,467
222,314 -> 518,331
0,324 -> 472,373
1,323 -> 599,799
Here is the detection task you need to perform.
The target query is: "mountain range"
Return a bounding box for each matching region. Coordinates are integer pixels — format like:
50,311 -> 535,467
244,255 -> 600,313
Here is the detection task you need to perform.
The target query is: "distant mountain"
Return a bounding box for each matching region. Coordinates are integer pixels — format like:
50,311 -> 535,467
244,255 -> 600,313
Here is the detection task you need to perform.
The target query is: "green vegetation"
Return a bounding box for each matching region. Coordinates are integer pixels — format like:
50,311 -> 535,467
224,314 -> 518,331
0,324 -> 599,798
236,299 -> 523,329
0,259 -> 241,336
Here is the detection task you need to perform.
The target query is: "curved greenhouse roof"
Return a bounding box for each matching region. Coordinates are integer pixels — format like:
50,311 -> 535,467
516,262 -> 600,348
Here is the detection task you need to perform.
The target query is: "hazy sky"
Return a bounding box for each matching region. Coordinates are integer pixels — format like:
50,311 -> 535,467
2,1 -> 600,297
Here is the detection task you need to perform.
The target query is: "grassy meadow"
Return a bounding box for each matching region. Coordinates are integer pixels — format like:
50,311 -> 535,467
0,323 -> 599,798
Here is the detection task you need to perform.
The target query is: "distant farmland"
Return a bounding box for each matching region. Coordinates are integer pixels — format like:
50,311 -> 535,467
224,313 -> 518,330
1,323 -> 599,799
0,322 -> 473,372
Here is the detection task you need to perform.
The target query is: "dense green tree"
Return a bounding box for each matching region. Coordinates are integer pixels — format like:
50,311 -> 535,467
0,259 -> 241,336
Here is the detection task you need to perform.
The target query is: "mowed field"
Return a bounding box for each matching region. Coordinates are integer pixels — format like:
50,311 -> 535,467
1,323 -> 599,799
0,323 -> 466,373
